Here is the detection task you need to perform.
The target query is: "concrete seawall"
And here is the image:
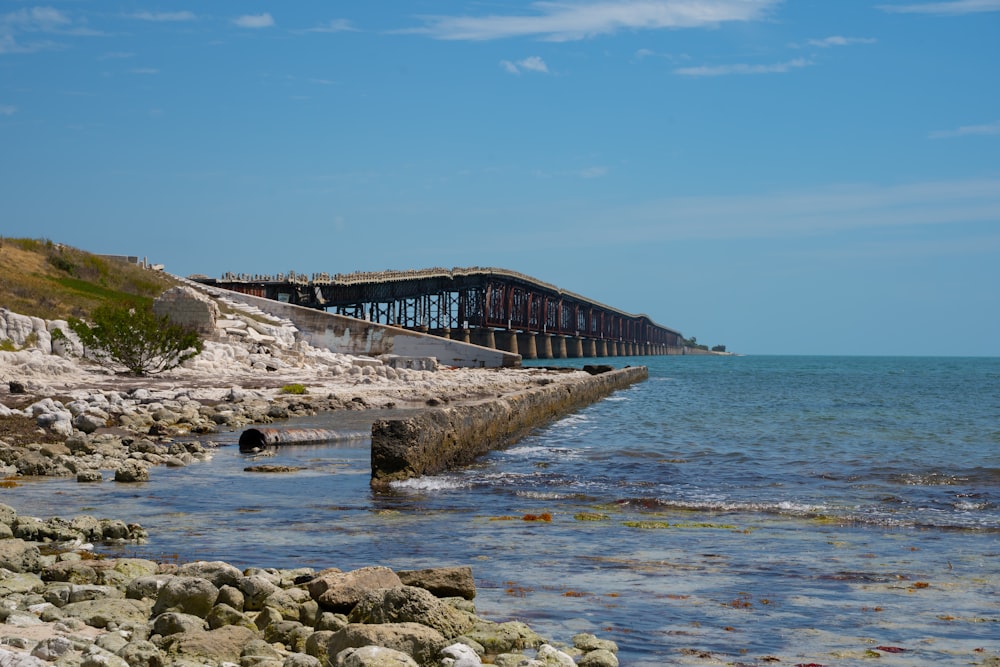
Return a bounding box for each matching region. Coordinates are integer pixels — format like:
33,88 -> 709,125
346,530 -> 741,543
370,365 -> 648,488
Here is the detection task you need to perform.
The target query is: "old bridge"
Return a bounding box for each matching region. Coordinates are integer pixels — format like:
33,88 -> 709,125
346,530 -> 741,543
196,267 -> 686,359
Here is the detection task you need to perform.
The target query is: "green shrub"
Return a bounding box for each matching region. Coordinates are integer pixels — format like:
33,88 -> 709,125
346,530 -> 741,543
69,302 -> 203,376
280,383 -> 308,395
0,339 -> 17,352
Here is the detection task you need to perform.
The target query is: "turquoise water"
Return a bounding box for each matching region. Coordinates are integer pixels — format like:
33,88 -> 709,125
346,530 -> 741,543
5,356 -> 999,665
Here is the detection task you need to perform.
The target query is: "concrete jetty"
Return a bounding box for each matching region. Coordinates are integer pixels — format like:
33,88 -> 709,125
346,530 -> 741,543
370,366 -> 648,488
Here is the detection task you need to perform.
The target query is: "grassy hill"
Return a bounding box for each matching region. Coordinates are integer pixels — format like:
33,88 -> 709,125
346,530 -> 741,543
0,237 -> 180,321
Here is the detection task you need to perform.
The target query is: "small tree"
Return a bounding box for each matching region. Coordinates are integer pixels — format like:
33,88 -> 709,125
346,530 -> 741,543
69,302 -> 203,376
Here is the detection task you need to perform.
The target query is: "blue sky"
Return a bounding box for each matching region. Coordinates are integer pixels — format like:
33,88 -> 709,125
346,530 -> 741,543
2,1 -> 998,356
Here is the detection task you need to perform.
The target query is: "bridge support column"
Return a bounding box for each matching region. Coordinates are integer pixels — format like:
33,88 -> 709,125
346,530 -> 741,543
607,341 -> 617,357
555,336 -> 568,358
539,334 -> 554,359
597,340 -> 608,357
473,328 -> 496,350
517,332 -> 537,360
584,338 -> 597,357
461,328 -> 471,344
569,337 -> 584,358
499,331 -> 519,355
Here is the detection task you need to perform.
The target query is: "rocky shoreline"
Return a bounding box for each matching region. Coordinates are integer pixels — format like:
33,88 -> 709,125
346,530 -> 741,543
1,292 -> 624,665
0,504 -> 619,667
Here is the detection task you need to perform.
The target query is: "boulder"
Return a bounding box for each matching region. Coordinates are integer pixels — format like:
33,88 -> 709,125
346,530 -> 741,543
463,621 -> 544,654
114,460 -> 150,483
152,611 -> 208,636
397,567 -> 476,600
115,640 -> 165,667
577,648 -> 620,667
348,586 -> 476,639
334,645 -> 419,667
326,623 -> 447,667
206,602 -> 256,632
307,567 -> 401,612
572,633 -> 618,654
441,643 -> 482,667
176,560 -> 243,589
0,539 -> 41,573
60,598 -> 154,628
158,624 -> 258,665
152,576 -> 220,617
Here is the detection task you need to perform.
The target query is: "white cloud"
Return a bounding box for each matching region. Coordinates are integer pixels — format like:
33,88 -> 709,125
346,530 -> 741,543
129,68 -> 159,75
879,0 -> 1000,13
100,51 -> 135,60
929,119 -> 1000,138
581,166 -> 609,178
0,104 -> 16,116
2,7 -> 71,32
130,11 -> 197,22
305,19 -> 356,33
0,7 -> 81,52
803,35 -> 877,47
675,57 -> 811,76
416,0 -> 782,41
234,13 -> 275,29
500,56 -> 550,74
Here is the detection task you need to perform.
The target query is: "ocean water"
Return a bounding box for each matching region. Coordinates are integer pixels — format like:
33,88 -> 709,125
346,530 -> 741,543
5,355 -> 999,666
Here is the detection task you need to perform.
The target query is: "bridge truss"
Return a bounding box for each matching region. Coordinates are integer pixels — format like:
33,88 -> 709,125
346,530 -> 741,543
199,267 -> 683,351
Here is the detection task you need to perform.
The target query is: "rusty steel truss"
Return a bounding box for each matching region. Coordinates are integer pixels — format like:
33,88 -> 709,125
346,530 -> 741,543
199,267 -> 683,348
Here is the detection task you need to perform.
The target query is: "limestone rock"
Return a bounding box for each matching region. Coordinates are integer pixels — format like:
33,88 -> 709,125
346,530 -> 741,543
153,286 -> 219,336
115,640 -> 165,667
397,566 -> 476,600
463,621 -> 544,654
0,539 -> 41,573
333,645 -> 419,667
326,623 -> 447,667
176,560 -> 243,589
572,633 -> 618,654
577,648 -> 619,667
152,611 -> 208,636
114,460 -> 150,483
152,576 -> 220,617
60,597 -> 154,628
441,643 -> 483,667
348,586 -> 476,639
307,566 -> 401,612
158,624 -> 258,665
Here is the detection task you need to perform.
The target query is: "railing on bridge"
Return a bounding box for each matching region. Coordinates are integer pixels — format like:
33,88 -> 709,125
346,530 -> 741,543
196,267 -> 685,358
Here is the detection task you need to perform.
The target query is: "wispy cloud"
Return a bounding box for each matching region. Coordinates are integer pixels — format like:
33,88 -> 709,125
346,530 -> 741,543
675,57 -> 811,76
1,6 -> 102,53
130,11 -> 197,22
799,35 -> 877,48
929,119 -> 1000,138
129,68 -> 159,75
100,51 -> 134,60
304,19 -> 357,33
879,0 -> 1000,14
560,178 -> 1000,244
414,0 -> 781,41
501,55 -> 550,74
581,166 -> 609,178
0,104 -> 16,116
234,13 -> 275,29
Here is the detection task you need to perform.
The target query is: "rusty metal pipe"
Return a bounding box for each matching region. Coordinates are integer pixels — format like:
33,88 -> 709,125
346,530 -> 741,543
238,427 -> 369,452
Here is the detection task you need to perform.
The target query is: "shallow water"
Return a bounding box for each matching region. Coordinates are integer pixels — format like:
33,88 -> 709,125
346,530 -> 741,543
5,356 -> 999,665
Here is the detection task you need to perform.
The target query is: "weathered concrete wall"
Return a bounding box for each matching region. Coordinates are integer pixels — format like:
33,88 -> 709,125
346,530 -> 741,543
370,366 -> 648,488
188,286 -> 520,368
